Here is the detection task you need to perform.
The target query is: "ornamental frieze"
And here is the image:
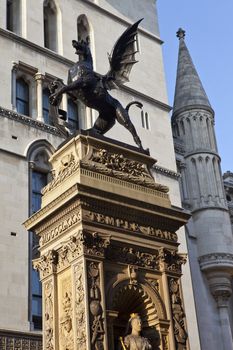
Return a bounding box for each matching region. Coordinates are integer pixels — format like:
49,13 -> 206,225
85,211 -> 178,242
40,210 -> 81,246
81,158 -> 169,193
0,334 -> 42,350
106,245 -> 159,270
91,148 -> 153,179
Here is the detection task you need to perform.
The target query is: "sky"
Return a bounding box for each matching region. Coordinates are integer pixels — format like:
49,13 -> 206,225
157,1 -> 233,173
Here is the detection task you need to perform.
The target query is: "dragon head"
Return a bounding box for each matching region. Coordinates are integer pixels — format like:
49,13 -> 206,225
72,38 -> 89,56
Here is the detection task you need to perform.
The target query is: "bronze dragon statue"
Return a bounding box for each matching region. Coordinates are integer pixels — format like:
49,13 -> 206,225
49,19 -> 144,149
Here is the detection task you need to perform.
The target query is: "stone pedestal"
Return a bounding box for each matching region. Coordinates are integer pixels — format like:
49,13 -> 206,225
24,131 -> 190,350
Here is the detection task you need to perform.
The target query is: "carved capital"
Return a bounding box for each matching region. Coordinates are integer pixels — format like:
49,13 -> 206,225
33,250 -> 58,279
158,248 -> 187,274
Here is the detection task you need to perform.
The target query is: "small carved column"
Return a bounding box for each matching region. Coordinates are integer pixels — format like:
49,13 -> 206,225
35,73 -> 45,122
11,62 -> 18,111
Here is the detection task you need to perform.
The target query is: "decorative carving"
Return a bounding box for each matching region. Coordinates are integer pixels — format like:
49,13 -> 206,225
199,252 -> 233,271
162,335 -> 169,350
128,265 -> 138,286
153,164 -> 180,179
85,211 -> 177,242
75,263 -> 87,349
169,278 -> 188,349
57,232 -> 84,270
42,153 -> 79,194
60,280 -> 74,350
81,158 -> 169,193
0,106 -> 60,136
92,149 -> 152,179
33,250 -> 58,279
83,231 -> 110,257
158,248 -> 187,274
0,333 -> 42,350
146,279 -> 159,292
40,210 -> 81,246
88,262 -> 105,350
106,245 -> 159,270
44,280 -> 54,350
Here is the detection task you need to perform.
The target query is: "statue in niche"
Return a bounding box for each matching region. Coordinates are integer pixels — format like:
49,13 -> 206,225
120,313 -> 152,350
49,19 -> 144,149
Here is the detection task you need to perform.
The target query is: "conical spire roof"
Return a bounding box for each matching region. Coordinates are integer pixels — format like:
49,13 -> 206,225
172,28 -> 212,118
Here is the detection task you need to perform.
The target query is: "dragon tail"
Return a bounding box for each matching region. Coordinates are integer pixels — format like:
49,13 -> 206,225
125,101 -> 143,112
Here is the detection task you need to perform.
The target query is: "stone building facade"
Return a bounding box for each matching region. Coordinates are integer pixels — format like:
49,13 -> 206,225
4,0 -> 232,349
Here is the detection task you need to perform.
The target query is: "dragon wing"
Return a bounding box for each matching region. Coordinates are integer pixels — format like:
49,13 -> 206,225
103,19 -> 143,90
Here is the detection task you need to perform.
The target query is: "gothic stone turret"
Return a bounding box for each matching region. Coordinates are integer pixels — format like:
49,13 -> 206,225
172,29 -> 233,350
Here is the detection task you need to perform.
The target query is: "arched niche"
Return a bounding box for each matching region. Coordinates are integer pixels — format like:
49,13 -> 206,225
106,278 -> 168,350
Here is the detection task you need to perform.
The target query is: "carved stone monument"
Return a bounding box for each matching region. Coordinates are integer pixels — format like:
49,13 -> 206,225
24,131 -> 190,350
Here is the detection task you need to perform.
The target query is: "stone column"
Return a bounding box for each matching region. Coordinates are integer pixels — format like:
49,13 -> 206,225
35,73 -> 45,122
11,62 -> 18,111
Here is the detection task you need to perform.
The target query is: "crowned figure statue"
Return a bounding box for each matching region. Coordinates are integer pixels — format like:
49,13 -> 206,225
120,313 -> 152,350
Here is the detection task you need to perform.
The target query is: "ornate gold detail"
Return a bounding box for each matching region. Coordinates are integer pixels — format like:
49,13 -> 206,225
60,279 -> 74,350
42,153 -> 79,194
85,211 -> 177,242
33,250 -> 58,279
169,278 -> 188,349
44,280 -> 54,350
75,263 -> 87,349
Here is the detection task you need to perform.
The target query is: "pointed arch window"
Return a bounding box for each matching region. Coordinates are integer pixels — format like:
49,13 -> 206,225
43,0 -> 57,51
28,144 -> 53,330
16,77 -> 29,116
77,14 -> 91,43
6,0 -> 21,34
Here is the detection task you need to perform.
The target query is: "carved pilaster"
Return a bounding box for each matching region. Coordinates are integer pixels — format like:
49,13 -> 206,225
59,278 -> 74,350
87,261 -> 105,350
74,262 -> 87,350
44,279 -> 54,350
169,278 -> 188,350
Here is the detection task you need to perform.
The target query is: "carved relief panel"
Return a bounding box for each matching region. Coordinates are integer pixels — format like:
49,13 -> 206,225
44,279 -> 54,350
58,274 -> 74,350
87,261 -> 105,350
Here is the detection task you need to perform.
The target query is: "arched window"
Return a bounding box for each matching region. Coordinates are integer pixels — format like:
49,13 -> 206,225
43,0 -> 57,51
27,142 -> 54,330
16,77 -> 29,116
42,87 -> 50,124
6,0 -> 21,34
68,98 -> 79,130
77,14 -> 90,43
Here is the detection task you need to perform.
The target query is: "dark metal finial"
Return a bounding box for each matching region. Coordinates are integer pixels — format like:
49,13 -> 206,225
176,28 -> 185,40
